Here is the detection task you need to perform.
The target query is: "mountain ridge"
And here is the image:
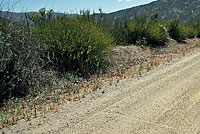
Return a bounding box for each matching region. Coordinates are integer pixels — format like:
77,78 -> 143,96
105,0 -> 200,21
1,0 -> 200,22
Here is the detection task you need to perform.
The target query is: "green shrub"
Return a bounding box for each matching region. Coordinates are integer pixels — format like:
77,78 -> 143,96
127,17 -> 148,45
0,40 -> 29,101
167,19 -> 198,40
111,18 -> 132,45
112,14 -> 168,46
0,14 -> 52,102
196,20 -> 200,38
128,15 -> 149,45
31,9 -> 114,76
167,19 -> 187,42
0,17 -> 30,102
183,25 -> 197,38
111,18 -> 124,44
115,14 -> 200,46
0,8 -> 114,102
146,23 -> 168,46
126,14 -> 168,46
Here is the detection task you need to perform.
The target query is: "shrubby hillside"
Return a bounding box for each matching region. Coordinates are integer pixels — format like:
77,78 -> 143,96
105,0 -> 200,21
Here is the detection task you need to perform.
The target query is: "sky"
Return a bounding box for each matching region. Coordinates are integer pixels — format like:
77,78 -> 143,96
2,0 -> 157,13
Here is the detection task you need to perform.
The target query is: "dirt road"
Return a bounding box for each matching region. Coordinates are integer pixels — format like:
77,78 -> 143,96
3,49 -> 200,133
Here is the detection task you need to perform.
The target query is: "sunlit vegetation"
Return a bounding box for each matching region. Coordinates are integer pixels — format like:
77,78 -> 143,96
112,13 -> 169,46
29,8 -> 114,76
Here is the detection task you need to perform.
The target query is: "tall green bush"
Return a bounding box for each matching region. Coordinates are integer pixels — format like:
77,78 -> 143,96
125,14 -> 168,46
127,15 -> 148,45
0,17 -> 30,101
31,9 -> 114,76
111,13 -> 168,46
167,19 -> 199,41
167,19 -> 187,42
146,23 -> 168,46
183,24 -> 197,39
0,12 -> 53,102
196,20 -> 200,38
111,18 -> 124,44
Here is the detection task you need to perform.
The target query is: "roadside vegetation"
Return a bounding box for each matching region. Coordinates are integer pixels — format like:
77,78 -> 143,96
1,7 -> 200,128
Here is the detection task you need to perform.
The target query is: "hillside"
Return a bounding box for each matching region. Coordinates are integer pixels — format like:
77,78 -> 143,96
105,0 -> 200,21
1,0 -> 200,22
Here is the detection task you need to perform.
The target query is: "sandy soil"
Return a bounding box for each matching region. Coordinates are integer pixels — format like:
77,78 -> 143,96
2,44 -> 200,133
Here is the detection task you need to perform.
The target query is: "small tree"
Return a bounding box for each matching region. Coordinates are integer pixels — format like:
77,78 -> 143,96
150,12 -> 159,23
167,19 -> 186,42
